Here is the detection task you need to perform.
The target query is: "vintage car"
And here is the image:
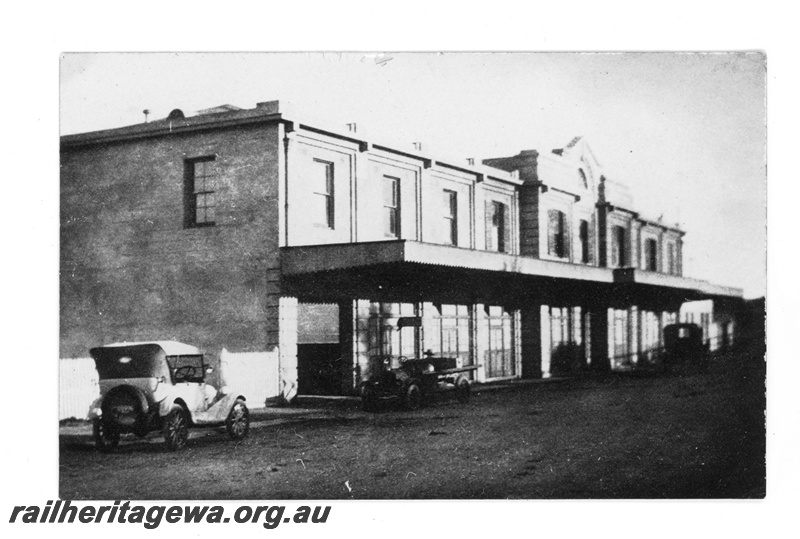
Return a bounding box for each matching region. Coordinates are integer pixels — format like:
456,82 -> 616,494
88,341 -> 249,451
360,353 -> 478,411
662,323 -> 710,373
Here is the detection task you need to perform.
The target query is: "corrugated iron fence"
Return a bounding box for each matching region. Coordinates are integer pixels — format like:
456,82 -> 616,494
59,350 -> 281,420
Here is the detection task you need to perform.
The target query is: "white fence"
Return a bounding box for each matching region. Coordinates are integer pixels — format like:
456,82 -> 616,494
219,348 -> 281,408
59,349 -> 282,420
60,357 -> 99,420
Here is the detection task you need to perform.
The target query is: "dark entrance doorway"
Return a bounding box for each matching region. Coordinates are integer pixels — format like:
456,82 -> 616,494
297,303 -> 343,396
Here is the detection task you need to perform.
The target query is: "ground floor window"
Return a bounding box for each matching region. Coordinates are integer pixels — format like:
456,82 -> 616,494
367,302 -> 419,365
640,310 -> 661,362
485,306 -> 515,379
427,304 -> 471,366
611,309 -> 630,369
546,306 -> 587,375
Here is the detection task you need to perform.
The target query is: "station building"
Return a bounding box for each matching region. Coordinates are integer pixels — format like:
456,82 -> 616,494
60,100 -> 743,400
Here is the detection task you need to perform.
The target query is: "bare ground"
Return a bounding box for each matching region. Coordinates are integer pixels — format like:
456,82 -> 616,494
59,342 -> 765,500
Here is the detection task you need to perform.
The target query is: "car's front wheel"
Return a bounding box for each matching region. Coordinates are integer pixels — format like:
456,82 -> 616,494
225,399 -> 249,441
162,405 -> 189,451
93,418 -> 120,453
404,383 -> 423,411
455,376 -> 471,403
361,384 -> 378,412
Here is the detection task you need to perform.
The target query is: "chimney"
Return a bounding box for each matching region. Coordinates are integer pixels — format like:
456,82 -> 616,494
466,158 -> 475,166
143,109 -> 150,123
256,101 -> 280,114
346,123 -> 357,133
412,142 -> 422,151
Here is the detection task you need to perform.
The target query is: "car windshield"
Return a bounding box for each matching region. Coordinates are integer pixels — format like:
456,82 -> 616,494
166,355 -> 206,383
90,344 -> 171,380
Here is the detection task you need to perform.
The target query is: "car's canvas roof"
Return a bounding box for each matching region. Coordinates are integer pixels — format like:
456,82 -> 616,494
101,340 -> 202,356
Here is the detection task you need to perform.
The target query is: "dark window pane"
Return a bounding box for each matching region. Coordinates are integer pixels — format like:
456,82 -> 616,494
443,190 -> 457,245
580,220 -> 589,263
186,157 -> 216,228
383,176 -> 399,237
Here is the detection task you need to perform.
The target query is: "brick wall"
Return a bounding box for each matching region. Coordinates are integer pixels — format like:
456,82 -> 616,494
60,123 -> 283,366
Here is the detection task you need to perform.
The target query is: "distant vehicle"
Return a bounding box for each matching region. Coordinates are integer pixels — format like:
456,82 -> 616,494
360,352 -> 479,411
662,323 -> 709,373
88,341 -> 249,452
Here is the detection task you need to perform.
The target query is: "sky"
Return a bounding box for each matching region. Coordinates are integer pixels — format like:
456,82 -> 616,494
60,52 -> 766,298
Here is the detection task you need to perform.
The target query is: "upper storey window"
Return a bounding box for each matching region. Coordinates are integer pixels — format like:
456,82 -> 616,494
611,225 -> 627,267
443,189 -> 458,246
383,175 -> 400,238
644,238 -> 658,271
312,159 -> 334,229
547,210 -> 567,259
486,201 -> 509,253
185,156 -> 216,228
667,242 -> 677,275
579,219 -> 590,264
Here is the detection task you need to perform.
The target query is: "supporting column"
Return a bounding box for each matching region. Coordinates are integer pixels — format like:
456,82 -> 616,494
629,306 -> 639,365
520,305 -> 542,379
474,304 -> 488,383
540,305 -> 552,378
339,299 -> 371,395
636,307 -> 645,360
513,308 -> 522,378
278,296 -> 298,403
589,305 -> 610,372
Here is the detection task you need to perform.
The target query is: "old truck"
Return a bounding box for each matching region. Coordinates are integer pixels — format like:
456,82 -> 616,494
662,323 -> 710,373
360,353 -> 479,411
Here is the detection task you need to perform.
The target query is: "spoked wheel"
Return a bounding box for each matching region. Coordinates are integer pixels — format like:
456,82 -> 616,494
226,399 -> 250,441
404,383 -> 422,411
163,405 -> 189,451
455,376 -> 471,404
93,418 -> 120,453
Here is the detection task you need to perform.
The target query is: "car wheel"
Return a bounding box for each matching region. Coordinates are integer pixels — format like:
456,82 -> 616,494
163,405 -> 189,451
225,399 -> 249,441
93,418 -> 120,453
455,376 -> 471,404
404,383 -> 422,411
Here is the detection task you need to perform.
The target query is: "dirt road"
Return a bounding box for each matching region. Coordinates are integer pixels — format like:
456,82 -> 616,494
60,344 -> 765,499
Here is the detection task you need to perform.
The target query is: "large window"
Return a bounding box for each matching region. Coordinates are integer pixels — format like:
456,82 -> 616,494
548,210 -> 567,258
382,176 -> 400,238
486,201 -> 509,253
644,238 -> 658,271
667,242 -> 677,275
611,225 -> 627,267
443,189 -> 458,246
311,159 -> 334,229
579,219 -> 590,264
485,306 -> 515,378
367,302 -> 418,361
430,304 -> 471,365
185,156 -> 216,228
